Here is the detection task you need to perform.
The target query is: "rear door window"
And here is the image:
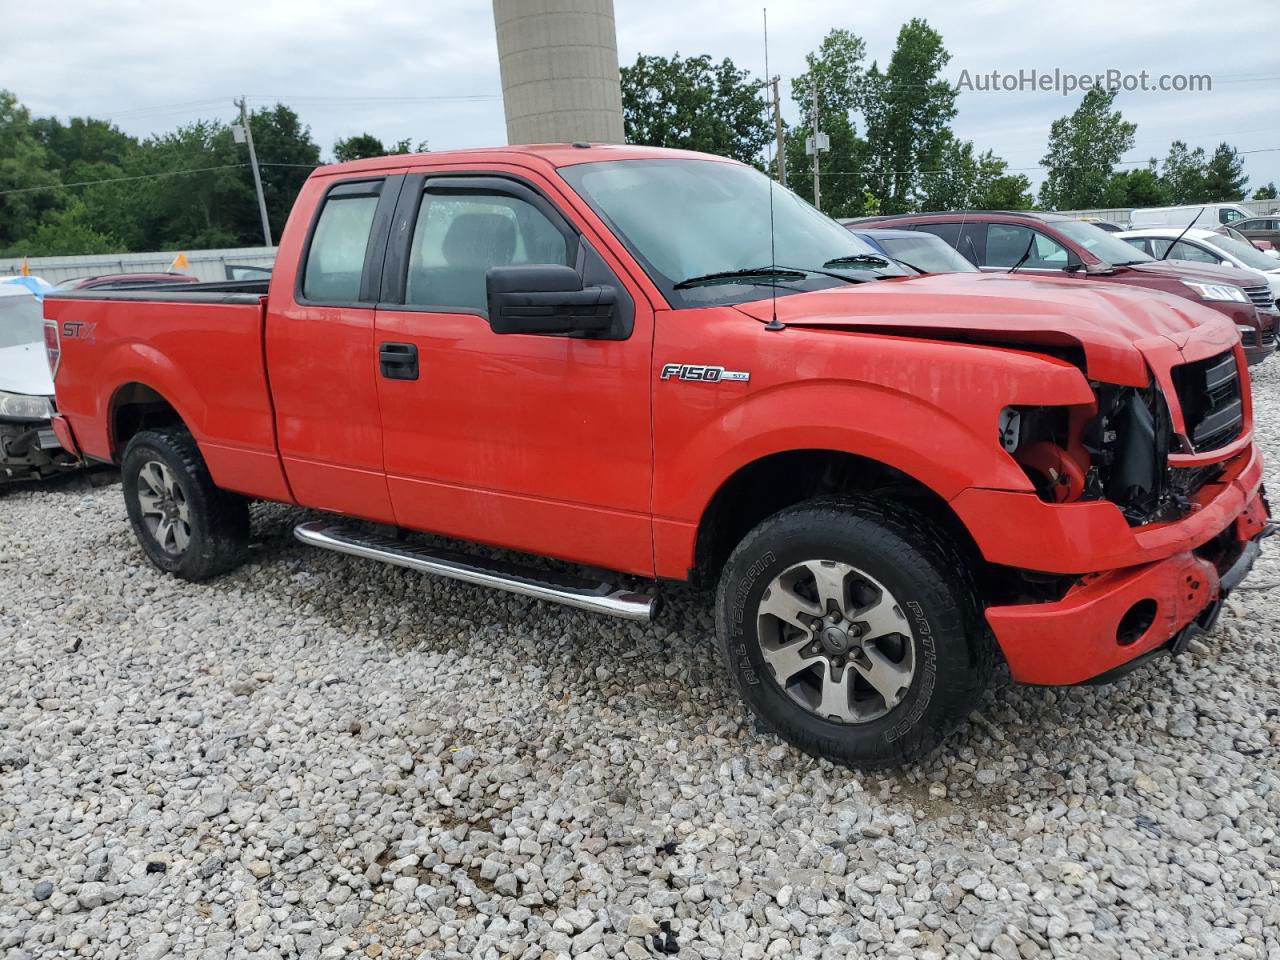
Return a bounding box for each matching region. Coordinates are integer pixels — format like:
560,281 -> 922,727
1152,239 -> 1219,263
302,181 -> 384,303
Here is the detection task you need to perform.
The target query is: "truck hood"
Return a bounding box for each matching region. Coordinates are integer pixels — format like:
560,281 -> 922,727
0,342 -> 55,397
733,272 -> 1238,385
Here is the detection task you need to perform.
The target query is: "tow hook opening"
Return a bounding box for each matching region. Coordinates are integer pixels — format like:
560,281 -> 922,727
1116,599 -> 1157,646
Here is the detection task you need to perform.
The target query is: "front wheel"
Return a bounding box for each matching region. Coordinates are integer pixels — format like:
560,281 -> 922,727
122,428 -> 250,581
715,498 -> 993,769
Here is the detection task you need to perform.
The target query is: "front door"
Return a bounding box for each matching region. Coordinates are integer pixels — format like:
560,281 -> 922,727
372,171 -> 655,575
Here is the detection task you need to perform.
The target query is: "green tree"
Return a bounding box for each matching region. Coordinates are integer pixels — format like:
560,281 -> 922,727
1159,140 -> 1208,203
918,134 -> 1031,210
861,19 -> 958,214
0,90 -> 62,252
24,199 -> 118,255
786,29 -> 872,217
1201,142 -> 1248,201
1254,182 -> 1278,200
621,53 -> 771,164
334,133 -> 387,163
1104,164 -> 1169,207
334,133 -> 427,162
31,115 -> 137,178
1038,88 -> 1136,209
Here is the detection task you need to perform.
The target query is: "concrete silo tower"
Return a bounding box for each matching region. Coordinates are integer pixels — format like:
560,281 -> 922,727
491,0 -> 626,145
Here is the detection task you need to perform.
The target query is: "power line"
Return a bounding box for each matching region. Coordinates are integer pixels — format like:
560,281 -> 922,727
0,164 -> 248,198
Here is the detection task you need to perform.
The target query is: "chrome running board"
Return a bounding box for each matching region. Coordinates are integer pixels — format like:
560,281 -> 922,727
293,521 -> 658,622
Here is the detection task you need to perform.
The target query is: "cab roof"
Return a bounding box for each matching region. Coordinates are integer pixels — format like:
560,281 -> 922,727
319,143 -> 739,179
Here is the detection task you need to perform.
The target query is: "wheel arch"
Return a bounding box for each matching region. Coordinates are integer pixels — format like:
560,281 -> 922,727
109,381 -> 188,460
691,448 -> 988,594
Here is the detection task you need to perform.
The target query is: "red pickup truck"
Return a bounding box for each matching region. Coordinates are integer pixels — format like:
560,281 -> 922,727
43,145 -> 1271,768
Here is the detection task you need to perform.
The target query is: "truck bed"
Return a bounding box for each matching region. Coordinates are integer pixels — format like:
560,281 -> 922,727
44,284 -> 292,502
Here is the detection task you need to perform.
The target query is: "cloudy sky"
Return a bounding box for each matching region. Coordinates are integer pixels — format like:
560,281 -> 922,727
11,0 -> 1280,195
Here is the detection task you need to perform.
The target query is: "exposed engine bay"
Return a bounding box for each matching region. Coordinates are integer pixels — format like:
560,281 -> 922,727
1000,349 -> 1242,527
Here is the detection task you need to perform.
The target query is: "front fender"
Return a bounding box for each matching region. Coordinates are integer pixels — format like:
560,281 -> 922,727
655,345 -> 1094,524
650,331 -> 1096,578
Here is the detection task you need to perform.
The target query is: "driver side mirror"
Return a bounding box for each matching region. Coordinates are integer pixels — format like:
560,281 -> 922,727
486,264 -> 616,337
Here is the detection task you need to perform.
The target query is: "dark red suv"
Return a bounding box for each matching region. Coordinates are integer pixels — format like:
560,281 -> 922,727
848,211 -> 1277,365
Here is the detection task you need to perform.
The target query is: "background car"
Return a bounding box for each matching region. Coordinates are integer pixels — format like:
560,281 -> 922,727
845,227 -> 978,273
224,264 -> 273,281
852,210 -> 1278,364
1077,216 -> 1125,233
57,271 -> 200,291
1233,217 -> 1280,254
1214,224 -> 1274,256
1116,226 -> 1280,309
0,278 -> 78,481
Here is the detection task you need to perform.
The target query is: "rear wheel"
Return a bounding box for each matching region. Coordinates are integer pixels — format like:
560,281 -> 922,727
122,428 -> 249,581
715,497 -> 993,769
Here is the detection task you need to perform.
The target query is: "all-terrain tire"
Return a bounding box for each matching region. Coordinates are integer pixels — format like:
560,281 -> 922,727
716,496 -> 994,769
121,427 -> 250,581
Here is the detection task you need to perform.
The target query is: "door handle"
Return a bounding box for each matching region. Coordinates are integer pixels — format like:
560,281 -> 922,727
379,342 -> 418,381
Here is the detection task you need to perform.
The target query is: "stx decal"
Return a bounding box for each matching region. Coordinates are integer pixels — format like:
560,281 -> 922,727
61,321 -> 96,343
659,363 -> 750,383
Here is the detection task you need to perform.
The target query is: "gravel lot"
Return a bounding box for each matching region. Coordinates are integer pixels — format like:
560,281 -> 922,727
3,363 -> 1279,960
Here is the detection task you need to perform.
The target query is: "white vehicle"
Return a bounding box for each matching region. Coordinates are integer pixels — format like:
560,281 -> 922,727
0,278 -> 77,481
1116,227 -> 1280,309
1128,203 -> 1253,230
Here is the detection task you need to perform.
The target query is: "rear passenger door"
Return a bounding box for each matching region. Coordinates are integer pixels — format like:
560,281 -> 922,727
371,171 -> 655,576
266,172 -> 406,523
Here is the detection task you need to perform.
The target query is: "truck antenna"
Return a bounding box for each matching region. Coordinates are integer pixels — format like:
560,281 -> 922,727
763,8 -> 784,332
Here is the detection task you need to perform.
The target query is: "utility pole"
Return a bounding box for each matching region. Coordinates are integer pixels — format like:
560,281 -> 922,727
236,97 -> 273,247
771,76 -> 786,187
811,85 -> 821,212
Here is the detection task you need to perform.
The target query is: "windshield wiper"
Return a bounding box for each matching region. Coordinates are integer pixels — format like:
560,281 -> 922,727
822,254 -> 891,268
673,266 -> 807,289
887,257 -> 926,274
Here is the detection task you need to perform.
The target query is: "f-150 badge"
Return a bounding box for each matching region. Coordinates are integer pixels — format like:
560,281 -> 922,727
660,363 -> 750,383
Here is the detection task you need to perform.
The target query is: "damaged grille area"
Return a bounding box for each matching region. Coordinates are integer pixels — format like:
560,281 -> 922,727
1171,350 -> 1243,452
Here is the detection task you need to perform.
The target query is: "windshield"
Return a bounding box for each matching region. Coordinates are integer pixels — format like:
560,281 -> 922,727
559,158 -> 907,306
1205,233 -> 1279,272
1053,218 -> 1153,265
0,292 -> 44,350
872,234 -> 977,273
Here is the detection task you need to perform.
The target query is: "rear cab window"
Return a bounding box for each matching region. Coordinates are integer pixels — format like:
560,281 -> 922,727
301,180 -> 386,304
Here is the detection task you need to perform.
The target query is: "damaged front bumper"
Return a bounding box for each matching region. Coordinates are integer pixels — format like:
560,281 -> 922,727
978,458 -> 1270,685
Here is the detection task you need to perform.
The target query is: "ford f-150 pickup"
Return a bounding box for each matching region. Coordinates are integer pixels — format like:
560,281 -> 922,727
43,145 -> 1272,768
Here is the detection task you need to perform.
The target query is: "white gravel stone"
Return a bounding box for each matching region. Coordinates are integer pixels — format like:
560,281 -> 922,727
2,360 -> 1280,959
